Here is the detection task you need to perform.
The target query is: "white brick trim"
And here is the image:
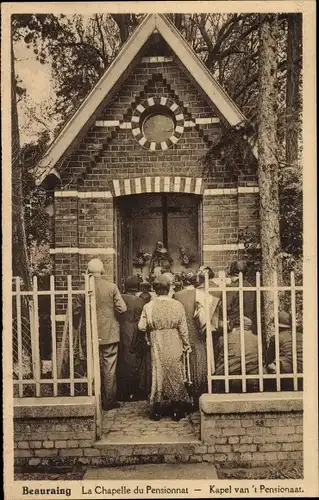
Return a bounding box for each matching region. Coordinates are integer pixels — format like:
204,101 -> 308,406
163,176 -> 170,192
50,248 -> 116,255
160,96 -> 168,106
174,176 -> 181,192
54,191 -> 112,199
204,188 -> 238,196
184,177 -> 191,193
111,176 -> 204,196
238,186 -> 260,194
135,178 -> 142,194
124,179 -> 131,195
54,190 -> 78,198
136,104 -> 145,113
132,127 -> 141,136
195,178 -> 202,195
145,177 -> 152,192
204,187 -> 259,196
113,180 -> 121,197
195,117 -> 220,125
203,243 -> 246,252
175,125 -> 184,134
141,56 -> 173,63
184,120 -> 196,128
119,122 -> 132,129
95,120 -> 120,127
154,176 -> 161,192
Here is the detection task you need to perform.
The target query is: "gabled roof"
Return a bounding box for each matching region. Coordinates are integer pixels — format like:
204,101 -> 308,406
34,13 -> 248,186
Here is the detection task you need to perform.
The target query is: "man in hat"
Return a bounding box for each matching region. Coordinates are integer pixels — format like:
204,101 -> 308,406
214,316 -> 260,393
266,310 -> 303,390
87,258 -> 127,410
226,260 -> 257,333
117,276 -> 147,401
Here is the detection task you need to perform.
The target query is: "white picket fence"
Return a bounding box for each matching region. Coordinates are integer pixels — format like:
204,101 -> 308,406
12,270 -> 303,402
12,275 -> 99,399
204,271 -> 303,393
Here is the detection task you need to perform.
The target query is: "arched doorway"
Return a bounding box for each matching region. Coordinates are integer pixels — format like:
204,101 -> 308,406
115,193 -> 202,288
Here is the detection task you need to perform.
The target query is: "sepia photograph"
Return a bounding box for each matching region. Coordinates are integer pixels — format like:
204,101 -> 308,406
2,1 -> 317,498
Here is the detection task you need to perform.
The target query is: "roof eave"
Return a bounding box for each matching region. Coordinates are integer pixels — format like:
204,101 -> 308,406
156,14 -> 247,127
34,14 -> 156,186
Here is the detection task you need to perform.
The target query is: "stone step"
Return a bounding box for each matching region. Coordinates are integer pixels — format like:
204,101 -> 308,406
91,439 -> 206,466
84,462 -> 218,480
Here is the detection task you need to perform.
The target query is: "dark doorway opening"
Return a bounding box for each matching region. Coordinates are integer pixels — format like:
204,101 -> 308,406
115,193 -> 202,288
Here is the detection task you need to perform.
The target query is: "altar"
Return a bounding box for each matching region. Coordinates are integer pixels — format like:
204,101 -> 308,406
115,193 -> 201,286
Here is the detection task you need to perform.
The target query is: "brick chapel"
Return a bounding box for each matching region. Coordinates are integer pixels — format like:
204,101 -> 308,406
34,14 -> 259,287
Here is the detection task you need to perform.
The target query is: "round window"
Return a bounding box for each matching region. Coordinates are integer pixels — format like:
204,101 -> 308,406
142,113 -> 175,142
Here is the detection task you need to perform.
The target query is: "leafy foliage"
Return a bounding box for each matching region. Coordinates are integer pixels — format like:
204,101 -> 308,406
19,130 -> 54,275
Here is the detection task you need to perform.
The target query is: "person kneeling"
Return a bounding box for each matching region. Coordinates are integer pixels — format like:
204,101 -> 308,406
214,317 -> 260,393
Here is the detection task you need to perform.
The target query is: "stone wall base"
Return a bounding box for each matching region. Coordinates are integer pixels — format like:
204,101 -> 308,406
14,393 -> 303,470
199,392 -> 303,469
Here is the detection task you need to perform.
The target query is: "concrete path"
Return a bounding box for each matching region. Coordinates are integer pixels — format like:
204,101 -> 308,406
84,463 -> 218,480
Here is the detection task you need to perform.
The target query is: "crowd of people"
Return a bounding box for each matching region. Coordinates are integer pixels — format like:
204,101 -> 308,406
74,258 -> 303,422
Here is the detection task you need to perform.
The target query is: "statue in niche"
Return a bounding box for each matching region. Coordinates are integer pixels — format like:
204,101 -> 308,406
149,241 -> 173,275
179,246 -> 195,269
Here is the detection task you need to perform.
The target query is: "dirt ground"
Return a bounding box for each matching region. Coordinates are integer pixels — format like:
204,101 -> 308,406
15,460 -> 303,481
217,461 -> 303,480
14,471 -> 85,481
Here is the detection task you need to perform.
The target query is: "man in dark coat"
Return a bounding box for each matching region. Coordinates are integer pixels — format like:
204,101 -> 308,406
117,276 -> 148,401
266,310 -> 303,390
88,259 -> 127,410
174,272 -> 208,406
226,260 -> 257,333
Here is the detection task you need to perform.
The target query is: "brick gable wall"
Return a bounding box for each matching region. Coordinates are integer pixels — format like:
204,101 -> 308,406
52,49 -> 259,279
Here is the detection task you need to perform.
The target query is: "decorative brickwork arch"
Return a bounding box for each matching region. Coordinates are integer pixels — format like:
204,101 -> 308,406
111,176 -> 203,197
131,97 -> 185,151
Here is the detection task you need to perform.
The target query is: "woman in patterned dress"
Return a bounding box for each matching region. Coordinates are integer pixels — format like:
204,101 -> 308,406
138,274 -> 192,421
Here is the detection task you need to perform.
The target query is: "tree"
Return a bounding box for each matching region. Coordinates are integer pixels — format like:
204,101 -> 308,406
11,35 -> 31,288
285,13 -> 302,171
258,14 -> 282,341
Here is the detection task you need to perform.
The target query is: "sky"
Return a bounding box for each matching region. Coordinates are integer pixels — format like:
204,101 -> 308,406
15,40 -> 57,145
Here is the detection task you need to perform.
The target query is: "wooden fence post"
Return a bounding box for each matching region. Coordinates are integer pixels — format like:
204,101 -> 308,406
32,276 -> 41,397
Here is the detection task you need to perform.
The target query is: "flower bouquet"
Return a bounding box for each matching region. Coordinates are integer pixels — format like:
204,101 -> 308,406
133,249 -> 151,270
179,247 -> 195,268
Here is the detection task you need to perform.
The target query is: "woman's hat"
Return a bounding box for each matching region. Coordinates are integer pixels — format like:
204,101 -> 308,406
161,272 -> 174,285
154,274 -> 171,287
243,317 -> 252,330
125,276 -> 141,291
230,260 -> 247,276
87,258 -> 104,273
278,310 -> 292,328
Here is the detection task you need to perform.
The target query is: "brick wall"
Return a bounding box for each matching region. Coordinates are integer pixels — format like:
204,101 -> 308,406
14,394 -> 302,471
200,393 -> 303,469
14,398 -> 96,469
